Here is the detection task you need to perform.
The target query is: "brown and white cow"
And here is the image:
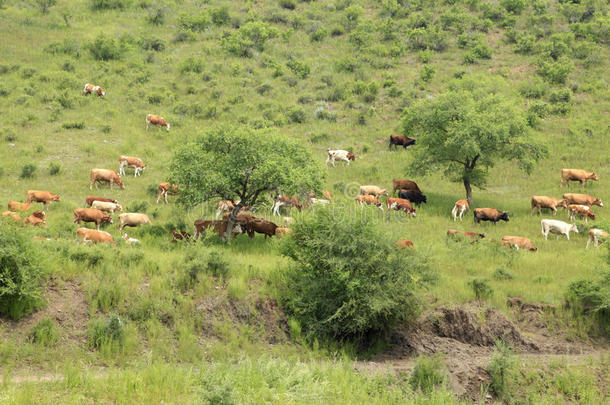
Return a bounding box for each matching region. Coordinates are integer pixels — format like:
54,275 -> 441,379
156,182 -> 179,204
24,210 -> 46,226
146,114 -> 170,131
586,229 -> 609,249
90,169 -> 125,190
7,201 -> 31,212
389,135 -> 416,150
562,193 -> 603,208
119,156 -> 146,177
73,208 -> 113,230
76,228 -> 114,244
86,196 -> 118,206
25,190 -> 60,210
386,197 -> 416,217
83,83 -> 106,98
452,199 -> 470,221
530,196 -> 568,216
355,195 -> 383,209
272,195 -> 302,216
473,208 -> 509,224
325,149 -> 355,167
392,179 -> 421,195
118,213 -> 152,231
501,236 -> 537,252
568,204 -> 595,223
561,169 -> 598,187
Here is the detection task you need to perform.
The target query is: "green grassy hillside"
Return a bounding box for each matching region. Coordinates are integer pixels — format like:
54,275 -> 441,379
1,0 -> 609,402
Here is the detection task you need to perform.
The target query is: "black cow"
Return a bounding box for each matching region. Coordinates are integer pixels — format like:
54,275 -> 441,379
398,190 -> 427,205
389,135 -> 416,150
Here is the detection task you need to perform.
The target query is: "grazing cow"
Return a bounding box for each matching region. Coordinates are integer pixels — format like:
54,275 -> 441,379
170,230 -> 191,243
7,201 -> 31,212
451,200 -> 470,221
73,208 -> 113,230
156,182 -> 179,204
389,135 -> 416,150
392,179 -> 421,195
215,200 -> 248,219
24,210 -> 46,226
322,190 -> 333,200
386,197 -> 416,217
501,236 -> 537,252
119,156 -> 146,177
541,219 -> 578,240
2,211 -> 22,222
562,193 -> 603,208
83,83 -> 105,98
355,195 -> 383,209
447,229 -> 486,240
91,201 -> 123,213
245,218 -> 278,239
398,190 -> 427,205
76,228 -> 114,244
586,229 -> 609,249
90,169 -> 125,190
474,208 -> 509,224
25,190 -> 60,210
275,227 -> 293,237
272,195 -> 302,216
530,196 -> 568,216
122,233 -> 140,244
561,169 -> 598,187
359,185 -> 388,197
146,114 -> 170,131
193,219 -> 242,240
396,239 -> 414,249
118,213 -> 152,231
326,149 -> 355,167
86,196 -> 118,206
568,204 -> 595,222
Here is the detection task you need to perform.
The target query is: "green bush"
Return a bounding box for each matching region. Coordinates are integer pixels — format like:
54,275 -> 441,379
139,37 -> 165,52
419,65 -> 435,83
20,163 -> 36,179
407,27 -> 448,51
537,57 -> 573,84
179,57 -> 204,74
279,0 -> 296,10
178,12 -> 210,32
500,0 -> 526,15
549,88 -> 571,104
279,208 -> 432,345
0,227 -> 45,320
493,268 -> 514,281
35,0 -> 57,14
90,0 -> 131,11
48,161 -> 61,176
88,34 -> 123,61
468,278 -> 493,301
210,7 -> 230,26
518,79 -> 547,99
145,3 -> 165,25
409,355 -> 447,393
87,314 -> 125,350
488,341 -> 517,399
29,318 -> 59,346
62,121 -> 85,130
310,26 -> 328,42
223,21 -> 279,57
286,59 -> 310,79
565,273 -> 610,336
286,106 -> 306,123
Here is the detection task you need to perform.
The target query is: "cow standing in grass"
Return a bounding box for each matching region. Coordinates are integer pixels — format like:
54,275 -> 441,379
560,169 -> 598,187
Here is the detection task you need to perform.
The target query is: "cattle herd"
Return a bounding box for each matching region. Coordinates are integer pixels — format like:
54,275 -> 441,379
0,85 -> 607,252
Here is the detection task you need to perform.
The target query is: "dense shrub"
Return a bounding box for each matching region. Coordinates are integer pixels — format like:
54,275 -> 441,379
279,208 -> 432,345
223,21 -> 279,57
88,34 -> 123,61
468,278 -> 493,301
409,355 -> 447,393
549,88 -> 572,104
309,26 -> 328,42
407,27 -> 449,51
537,56 -> 573,84
179,57 -> 204,74
0,227 -> 45,320
419,65 -> 435,83
139,37 -> 165,52
500,0 -> 526,15
62,121 -> 85,130
89,0 -> 131,11
145,2 -> 165,25
20,163 -> 36,179
286,106 -> 306,123
488,341 -> 517,399
48,161 -> 61,176
29,318 -> 59,346
286,59 -> 310,79
87,314 -> 125,350
565,272 -> 610,336
35,0 -> 57,14
178,12 -> 210,32
518,79 -> 547,99
210,7 -> 230,26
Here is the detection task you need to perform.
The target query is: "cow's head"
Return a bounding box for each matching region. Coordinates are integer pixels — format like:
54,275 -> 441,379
571,224 -> 579,233
590,173 -> 599,181
116,204 -> 123,212
166,122 -> 171,131
52,194 -> 61,202
558,199 -> 568,209
499,212 -> 510,222
380,189 -> 388,196
588,212 -> 596,220
478,233 -> 486,239
117,178 -> 126,189
99,89 -> 106,98
347,153 -> 355,161
103,215 -> 113,224
529,246 -> 538,252
594,198 -> 603,207
32,211 -> 45,219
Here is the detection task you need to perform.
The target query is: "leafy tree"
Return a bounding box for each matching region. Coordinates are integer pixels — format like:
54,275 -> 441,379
35,0 -> 57,14
169,127 -> 323,240
401,77 -> 546,203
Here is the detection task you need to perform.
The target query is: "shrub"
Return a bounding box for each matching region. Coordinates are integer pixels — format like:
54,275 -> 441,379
409,355 -> 447,393
210,7 -> 230,26
500,0 -> 526,14
35,0 -> 57,14
89,0 -> 131,11
417,50 -> 433,64
468,278 -> 493,301
279,0 -> 296,10
472,42 -> 492,59
518,79 -> 547,99
29,318 -> 59,346
0,227 -> 45,320
62,121 -> 85,130
488,341 -> 517,399
178,12 -> 210,32
20,163 -> 36,179
145,2 -> 165,25
88,34 -> 123,61
565,273 -> 610,336
549,88 -> 571,104
179,57 -> 204,74
222,21 -> 279,57
310,26 -> 328,42
493,268 -> 514,281
48,161 -> 61,176
286,59 -> 310,79
407,27 -> 448,51
286,107 -> 306,123
514,33 -> 536,54
279,208 -> 432,345
537,57 -> 573,84
87,314 -> 125,350
139,37 -> 165,52
419,65 -> 435,83
126,200 -> 148,213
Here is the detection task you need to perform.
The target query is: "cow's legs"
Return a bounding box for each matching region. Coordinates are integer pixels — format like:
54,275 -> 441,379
164,191 -> 168,204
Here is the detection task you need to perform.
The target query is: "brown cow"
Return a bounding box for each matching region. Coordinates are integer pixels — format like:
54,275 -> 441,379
501,236 -> 537,252
568,204 -> 595,223
474,208 -> 509,224
389,135 -> 416,150
73,208 -> 113,230
7,201 -> 31,212
561,169 -> 598,187
86,196 -> 118,206
386,197 -> 416,217
193,219 -> 242,240
76,228 -> 114,244
157,182 -> 179,204
146,114 -> 170,131
170,230 -> 192,243
392,179 -> 421,195
272,195 -> 302,216
355,195 -> 383,209
119,156 -> 146,177
24,210 -> 46,226
396,239 -> 414,249
25,190 -> 60,210
90,169 -> 125,190
83,83 -> 106,98
447,229 -> 486,240
244,218 -> 278,239
562,193 -> 603,208
530,196 -> 568,216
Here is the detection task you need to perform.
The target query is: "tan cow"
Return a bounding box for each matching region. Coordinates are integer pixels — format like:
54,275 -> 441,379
216,200 -> 248,219
91,201 -> 123,213
83,83 -> 105,98
355,195 -> 383,209
396,239 -> 414,249
7,201 -> 31,212
118,213 -> 152,231
156,182 -> 179,203
562,193 -> 603,208
73,208 -> 113,230
119,156 -> 146,177
568,204 -> 595,222
90,169 -> 125,190
25,190 -> 60,210
451,199 -> 469,221
360,185 -> 388,197
501,236 -> 537,252
561,169 -> 598,187
76,228 -> 114,244
530,196 -> 568,216
2,211 -> 22,222
586,229 -> 609,249
146,114 -> 170,131
24,210 -> 46,226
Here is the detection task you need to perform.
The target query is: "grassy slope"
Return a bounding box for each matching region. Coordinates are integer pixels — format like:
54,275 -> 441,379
0,0 -> 609,402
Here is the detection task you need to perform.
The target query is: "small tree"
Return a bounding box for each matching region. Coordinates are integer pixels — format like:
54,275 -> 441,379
169,126 -> 323,240
402,77 -> 546,203
35,0 -> 57,14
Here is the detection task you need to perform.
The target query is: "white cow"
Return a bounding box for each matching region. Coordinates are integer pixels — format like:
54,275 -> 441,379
325,149 -> 355,167
541,219 -> 579,240
91,200 -> 123,213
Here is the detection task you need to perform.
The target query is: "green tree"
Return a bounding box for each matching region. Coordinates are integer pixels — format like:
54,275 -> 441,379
169,127 -> 323,240
35,0 -> 57,14
401,78 -> 546,203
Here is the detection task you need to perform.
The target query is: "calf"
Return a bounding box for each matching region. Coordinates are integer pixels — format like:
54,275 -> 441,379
73,208 -> 113,230
122,233 -> 140,244
392,179 -> 421,195
561,169 -> 598,187
90,169 -> 125,190
389,135 -> 416,150
7,201 -> 31,212
530,196 -> 568,216
586,229 -> 609,249
398,190 -> 427,205
170,230 -> 191,243
91,201 -> 123,213
562,193 -> 603,208
24,210 -> 46,226
325,149 -> 355,167
359,185 -> 388,197
568,204 -> 595,223
86,196 -> 118,206
25,190 -> 60,210
386,197 -> 416,217
2,211 -> 22,222
119,156 -> 146,177
272,195 -> 302,216
451,199 -> 470,221
146,114 -> 170,131
76,228 -> 114,244
83,83 -> 105,98
501,236 -> 537,252
474,208 -> 509,224
118,213 -> 152,231
447,229 -> 486,240
396,239 -> 414,249
156,182 -> 179,204
355,195 -> 383,209
275,227 -> 293,237
541,219 -> 578,240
